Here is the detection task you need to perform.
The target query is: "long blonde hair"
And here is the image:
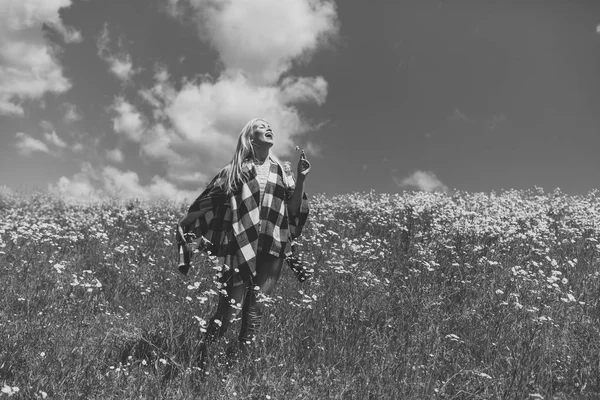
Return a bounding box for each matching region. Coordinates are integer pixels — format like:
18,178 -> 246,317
217,118 -> 283,194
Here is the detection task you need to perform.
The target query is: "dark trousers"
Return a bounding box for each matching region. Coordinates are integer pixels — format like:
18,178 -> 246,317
200,252 -> 284,364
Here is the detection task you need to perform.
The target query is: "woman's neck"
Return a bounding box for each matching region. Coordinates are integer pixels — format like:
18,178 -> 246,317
253,149 -> 270,164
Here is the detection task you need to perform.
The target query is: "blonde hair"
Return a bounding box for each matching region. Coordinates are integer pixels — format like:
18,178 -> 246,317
217,118 -> 286,194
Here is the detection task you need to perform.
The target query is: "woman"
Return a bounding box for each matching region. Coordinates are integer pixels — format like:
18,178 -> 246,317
177,118 -> 311,369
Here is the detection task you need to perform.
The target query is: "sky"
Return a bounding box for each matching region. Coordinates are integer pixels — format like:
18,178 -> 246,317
1,0 -> 600,201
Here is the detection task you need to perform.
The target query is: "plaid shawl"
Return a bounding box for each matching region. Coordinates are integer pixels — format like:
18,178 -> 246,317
182,159 -> 309,284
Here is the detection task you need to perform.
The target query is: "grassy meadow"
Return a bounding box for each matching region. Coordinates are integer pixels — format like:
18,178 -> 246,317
1,188 -> 600,399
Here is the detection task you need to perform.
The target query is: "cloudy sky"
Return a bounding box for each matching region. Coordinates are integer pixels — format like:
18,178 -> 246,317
1,0 -> 600,201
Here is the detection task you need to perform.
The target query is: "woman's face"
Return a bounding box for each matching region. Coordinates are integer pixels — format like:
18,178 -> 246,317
252,120 -> 274,148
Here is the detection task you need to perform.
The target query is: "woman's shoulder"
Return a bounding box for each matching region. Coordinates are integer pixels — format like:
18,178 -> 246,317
205,165 -> 233,194
209,166 -> 228,185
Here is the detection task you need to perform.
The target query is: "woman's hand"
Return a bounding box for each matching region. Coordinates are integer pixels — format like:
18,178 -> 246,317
297,150 -> 311,180
289,150 -> 309,216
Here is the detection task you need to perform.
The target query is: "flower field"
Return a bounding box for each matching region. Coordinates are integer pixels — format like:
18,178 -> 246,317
1,188 -> 600,399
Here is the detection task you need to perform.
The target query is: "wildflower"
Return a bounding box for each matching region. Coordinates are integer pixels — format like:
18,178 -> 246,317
445,334 -> 461,342
561,293 -> 576,303
1,385 -> 20,396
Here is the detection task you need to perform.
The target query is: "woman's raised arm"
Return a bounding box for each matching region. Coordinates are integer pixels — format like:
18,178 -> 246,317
288,151 -> 311,216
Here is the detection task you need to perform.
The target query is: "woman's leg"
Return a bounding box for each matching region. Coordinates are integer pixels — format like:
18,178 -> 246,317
210,282 -> 247,335
254,253 -> 285,295
238,253 -> 284,352
199,281 -> 247,368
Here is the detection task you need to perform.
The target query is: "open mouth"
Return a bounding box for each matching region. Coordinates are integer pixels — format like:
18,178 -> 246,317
265,132 -> 273,139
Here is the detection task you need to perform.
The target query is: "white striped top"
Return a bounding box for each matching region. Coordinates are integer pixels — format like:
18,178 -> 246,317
255,159 -> 272,202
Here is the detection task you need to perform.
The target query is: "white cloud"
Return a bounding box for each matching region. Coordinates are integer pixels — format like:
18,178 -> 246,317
485,113 -> 507,130
136,0 -> 339,187
304,141 -> 322,158
51,163 -> 196,202
39,120 -> 54,131
71,142 -> 84,153
137,71 -> 325,184
52,22 -> 83,44
63,103 -> 81,122
170,0 -> 338,85
138,67 -> 175,119
111,97 -> 145,141
16,129 -> 74,157
109,57 -> 136,81
53,175 -> 97,200
67,130 -> 88,153
0,185 -> 15,197
140,0 -> 338,181
164,0 -> 181,16
168,170 -> 210,187
106,148 -> 124,163
102,166 -> 195,201
136,121 -> 213,188
51,163 -> 98,201
395,170 -> 449,193
44,131 -> 68,148
447,108 -> 472,124
15,132 -> 50,156
278,76 -> 328,106
0,0 -> 77,115
97,24 -> 138,82
54,0 -> 338,200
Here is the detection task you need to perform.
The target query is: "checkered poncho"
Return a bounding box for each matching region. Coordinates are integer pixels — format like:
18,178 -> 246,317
183,159 -> 309,284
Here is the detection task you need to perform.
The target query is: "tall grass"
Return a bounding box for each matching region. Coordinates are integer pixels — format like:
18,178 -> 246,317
1,188 -> 600,399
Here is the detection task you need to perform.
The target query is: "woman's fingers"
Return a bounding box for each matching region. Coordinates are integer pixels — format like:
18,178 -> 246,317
300,160 -> 311,174
297,150 -> 310,175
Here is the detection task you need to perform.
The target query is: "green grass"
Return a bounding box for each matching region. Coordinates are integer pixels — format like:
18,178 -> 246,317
1,188 -> 600,399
